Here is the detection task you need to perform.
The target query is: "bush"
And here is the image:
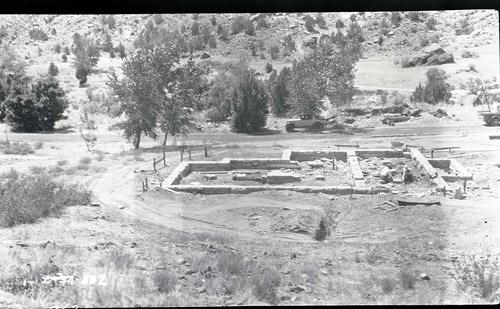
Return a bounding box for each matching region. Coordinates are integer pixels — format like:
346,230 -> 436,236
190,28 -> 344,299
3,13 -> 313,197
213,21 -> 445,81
29,29 -> 48,41
79,156 -> 92,164
34,140 -> 44,149
54,43 -> 61,53
420,37 -> 429,47
50,165 -> 64,174
407,11 -> 421,22
64,167 -> 77,175
0,172 -> 92,227
453,253 -> 500,299
316,14 -> 327,29
205,107 -> 228,123
390,11 -> 402,27
76,163 -> 90,171
257,17 -> 269,29
153,270 -> 178,294
57,159 -> 68,166
64,46 -> 70,55
1,142 -> 35,155
76,66 -> 89,86
29,166 -> 46,174
251,265 -> 281,305
269,45 -> 280,60
381,277 -> 396,294
231,16 -> 252,35
211,15 -> 217,26
0,27 -> 8,43
115,42 -> 126,58
461,50 -> 478,58
426,17 -> 437,30
400,270 -> 417,289
191,21 -> 200,35
314,217 -> 331,241
304,15 -> 316,32
48,62 -> 59,76
335,19 -> 345,29
153,14 -> 165,25
264,62 -> 273,73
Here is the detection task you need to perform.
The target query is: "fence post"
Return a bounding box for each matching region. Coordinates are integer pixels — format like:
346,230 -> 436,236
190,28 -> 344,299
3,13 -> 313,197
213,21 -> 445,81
463,180 -> 467,193
180,148 -> 184,162
188,147 -> 192,160
163,151 -> 166,166
153,158 -> 156,171
145,177 -> 148,189
205,146 -> 208,158
332,154 -> 336,170
431,149 -> 434,158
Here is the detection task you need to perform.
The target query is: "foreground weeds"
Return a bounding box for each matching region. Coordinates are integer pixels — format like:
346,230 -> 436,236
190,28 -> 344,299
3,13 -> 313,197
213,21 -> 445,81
452,253 -> 500,300
0,169 -> 92,227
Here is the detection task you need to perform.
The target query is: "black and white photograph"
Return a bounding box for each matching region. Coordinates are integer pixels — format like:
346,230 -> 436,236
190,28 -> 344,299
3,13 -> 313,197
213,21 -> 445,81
0,1 -> 500,307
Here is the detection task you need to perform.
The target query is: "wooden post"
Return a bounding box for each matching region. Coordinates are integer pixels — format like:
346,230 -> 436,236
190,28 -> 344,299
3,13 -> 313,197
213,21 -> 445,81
332,156 -> 336,170
431,149 -> 434,158
204,146 -> 208,158
145,177 -> 148,189
180,148 -> 184,162
463,180 -> 467,193
163,151 -> 166,166
188,147 -> 192,160
153,158 -> 156,171
443,186 -> 446,196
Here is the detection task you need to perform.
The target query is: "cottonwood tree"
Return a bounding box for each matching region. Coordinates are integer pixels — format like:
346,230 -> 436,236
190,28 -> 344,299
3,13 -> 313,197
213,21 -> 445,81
267,67 -> 291,114
107,44 -> 178,149
287,35 -> 361,113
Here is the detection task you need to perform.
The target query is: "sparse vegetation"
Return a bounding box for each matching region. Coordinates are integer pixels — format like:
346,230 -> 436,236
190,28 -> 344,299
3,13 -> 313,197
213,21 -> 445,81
400,270 -> 417,289
411,68 -> 452,104
0,171 -> 92,227
453,253 -> 500,299
48,62 -> 59,76
29,28 -> 49,41
1,141 -> 35,155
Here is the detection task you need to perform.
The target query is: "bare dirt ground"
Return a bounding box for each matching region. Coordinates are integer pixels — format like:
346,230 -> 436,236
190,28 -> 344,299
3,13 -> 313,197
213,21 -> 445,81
1,115 -> 500,306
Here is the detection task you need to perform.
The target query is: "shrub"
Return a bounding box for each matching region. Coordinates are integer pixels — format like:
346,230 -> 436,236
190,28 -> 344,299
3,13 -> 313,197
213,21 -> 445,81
420,37 -> 429,47
153,270 -> 178,294
57,159 -> 68,166
244,20 -> 255,36
76,66 -> 89,86
407,11 -> 421,22
461,50 -> 478,58
426,17 -> 437,30
208,35 -> 217,48
64,167 -> 77,175
34,140 -> 44,149
460,18 -> 470,29
29,28 -> 48,41
48,62 -> 59,76
51,28 -> 56,35
335,19 -> 345,29
76,163 -> 90,171
61,54 -> 67,63
0,27 -> 8,43
269,45 -> 280,60
453,253 -> 500,299
54,43 -> 61,53
2,142 -> 35,155
391,11 -> 402,27
399,270 -> 417,289
191,21 -> 200,35
211,15 -> 217,26
50,165 -> 64,174
153,14 -> 165,25
206,107 -> 228,122
257,17 -> 269,29
251,265 -> 281,305
467,63 -> 478,72
115,42 -> 126,58
304,15 -> 316,32
381,277 -> 396,294
0,172 -> 92,227
64,46 -> 70,55
264,62 -> 273,73
316,14 -> 327,29
231,16 -> 249,35
79,156 -> 92,164
108,248 -> 135,271
314,217 -> 331,241
29,166 -> 46,174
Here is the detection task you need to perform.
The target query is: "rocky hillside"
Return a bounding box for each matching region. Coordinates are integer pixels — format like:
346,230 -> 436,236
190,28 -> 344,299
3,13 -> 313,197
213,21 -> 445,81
0,11 -> 497,68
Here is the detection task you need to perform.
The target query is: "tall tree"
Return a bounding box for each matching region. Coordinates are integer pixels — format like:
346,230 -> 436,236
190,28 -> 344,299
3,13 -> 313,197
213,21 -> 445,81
267,67 -> 292,114
107,44 -> 178,149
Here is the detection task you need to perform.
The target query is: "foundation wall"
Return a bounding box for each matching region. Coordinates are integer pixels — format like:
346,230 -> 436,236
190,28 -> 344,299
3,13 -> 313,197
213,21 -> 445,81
163,162 -> 190,186
355,149 -> 408,159
162,185 -> 391,195
228,158 -> 300,170
287,150 -> 348,162
428,159 -> 473,181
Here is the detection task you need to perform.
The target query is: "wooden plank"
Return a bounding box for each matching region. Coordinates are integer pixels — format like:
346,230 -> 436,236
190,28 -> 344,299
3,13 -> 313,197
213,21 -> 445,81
489,135 -> 500,140
396,197 -> 441,206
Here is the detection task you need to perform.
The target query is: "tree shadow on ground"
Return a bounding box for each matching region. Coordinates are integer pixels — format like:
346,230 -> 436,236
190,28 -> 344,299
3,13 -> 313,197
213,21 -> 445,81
41,125 -> 77,134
